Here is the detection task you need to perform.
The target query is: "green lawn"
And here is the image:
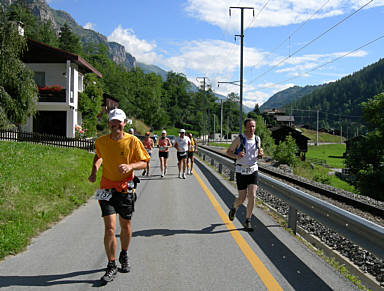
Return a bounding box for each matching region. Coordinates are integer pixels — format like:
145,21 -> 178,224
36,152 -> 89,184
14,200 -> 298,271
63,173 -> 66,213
299,128 -> 346,143
307,144 -> 346,168
0,141 -> 98,260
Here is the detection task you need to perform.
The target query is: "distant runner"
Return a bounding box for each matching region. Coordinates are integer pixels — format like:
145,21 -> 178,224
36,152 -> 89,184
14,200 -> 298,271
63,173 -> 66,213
158,130 -> 172,177
187,133 -> 197,175
142,131 -> 154,176
174,129 -> 191,179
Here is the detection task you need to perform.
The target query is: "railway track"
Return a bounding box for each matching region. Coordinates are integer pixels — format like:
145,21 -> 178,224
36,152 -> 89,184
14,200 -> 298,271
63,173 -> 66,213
198,144 -> 384,289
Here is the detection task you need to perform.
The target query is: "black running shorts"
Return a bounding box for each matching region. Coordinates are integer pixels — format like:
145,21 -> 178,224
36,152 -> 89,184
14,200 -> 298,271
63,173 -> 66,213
187,151 -> 194,158
236,171 -> 258,190
99,190 -> 135,220
159,151 -> 169,159
177,151 -> 187,161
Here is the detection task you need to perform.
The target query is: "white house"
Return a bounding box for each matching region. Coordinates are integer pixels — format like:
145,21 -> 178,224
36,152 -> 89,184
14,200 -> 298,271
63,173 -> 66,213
21,39 -> 102,138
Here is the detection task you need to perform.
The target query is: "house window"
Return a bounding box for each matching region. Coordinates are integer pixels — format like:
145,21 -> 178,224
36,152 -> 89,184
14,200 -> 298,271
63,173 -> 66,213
34,72 -> 45,87
78,73 -> 83,92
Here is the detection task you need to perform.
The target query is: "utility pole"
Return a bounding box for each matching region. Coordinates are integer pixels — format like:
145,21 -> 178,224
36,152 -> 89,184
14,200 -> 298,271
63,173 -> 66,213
197,77 -> 209,144
316,110 -> 319,146
220,99 -> 223,142
230,6 -> 254,134
213,114 -> 215,141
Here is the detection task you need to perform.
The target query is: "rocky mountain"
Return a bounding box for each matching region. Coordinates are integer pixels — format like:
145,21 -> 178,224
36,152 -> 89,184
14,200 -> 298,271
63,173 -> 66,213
260,84 -> 323,112
1,0 -> 136,71
137,62 -> 169,81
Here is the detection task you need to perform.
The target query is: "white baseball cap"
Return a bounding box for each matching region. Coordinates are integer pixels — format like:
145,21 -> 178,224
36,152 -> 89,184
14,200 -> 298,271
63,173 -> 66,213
179,129 -> 185,133
162,130 -> 167,134
108,109 -> 126,122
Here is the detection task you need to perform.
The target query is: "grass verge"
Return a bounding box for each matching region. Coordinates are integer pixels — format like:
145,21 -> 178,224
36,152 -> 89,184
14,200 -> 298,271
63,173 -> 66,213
307,144 -> 346,168
0,141 -> 98,260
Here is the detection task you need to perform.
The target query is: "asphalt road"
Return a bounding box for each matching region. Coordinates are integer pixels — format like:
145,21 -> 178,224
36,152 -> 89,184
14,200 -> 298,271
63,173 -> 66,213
0,148 -> 359,291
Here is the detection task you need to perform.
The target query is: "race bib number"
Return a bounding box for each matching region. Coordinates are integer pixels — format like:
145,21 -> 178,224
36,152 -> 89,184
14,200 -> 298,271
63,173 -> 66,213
159,146 -> 165,151
94,189 -> 112,201
179,152 -> 187,157
240,166 -> 254,175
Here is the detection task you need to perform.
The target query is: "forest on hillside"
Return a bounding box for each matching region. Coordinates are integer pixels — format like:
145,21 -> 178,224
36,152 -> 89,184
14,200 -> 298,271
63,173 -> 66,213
283,59 -> 384,137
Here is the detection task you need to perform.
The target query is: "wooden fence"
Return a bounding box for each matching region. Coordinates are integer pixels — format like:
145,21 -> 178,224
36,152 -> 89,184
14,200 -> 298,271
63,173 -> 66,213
0,129 -> 95,152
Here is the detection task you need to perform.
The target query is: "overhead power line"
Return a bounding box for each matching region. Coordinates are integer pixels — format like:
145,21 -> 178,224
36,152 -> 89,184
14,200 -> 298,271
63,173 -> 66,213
291,108 -> 362,119
248,0 -> 374,84
244,0 -> 271,31
271,0 -> 331,55
269,32 -> 384,87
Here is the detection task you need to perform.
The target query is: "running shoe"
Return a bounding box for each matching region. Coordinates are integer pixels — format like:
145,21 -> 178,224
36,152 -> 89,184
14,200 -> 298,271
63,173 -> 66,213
161,172 -> 164,178
178,172 -> 182,179
228,208 -> 236,221
119,251 -> 131,273
244,219 -> 253,231
142,170 -> 146,176
182,172 -> 186,179
101,262 -> 117,282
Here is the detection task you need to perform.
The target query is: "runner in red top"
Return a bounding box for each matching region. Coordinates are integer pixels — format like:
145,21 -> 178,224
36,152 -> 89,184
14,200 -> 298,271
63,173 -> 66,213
158,130 -> 172,177
142,132 -> 154,176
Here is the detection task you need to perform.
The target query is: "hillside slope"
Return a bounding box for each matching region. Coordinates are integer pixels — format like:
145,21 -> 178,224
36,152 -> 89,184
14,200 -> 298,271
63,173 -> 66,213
260,85 -> 323,112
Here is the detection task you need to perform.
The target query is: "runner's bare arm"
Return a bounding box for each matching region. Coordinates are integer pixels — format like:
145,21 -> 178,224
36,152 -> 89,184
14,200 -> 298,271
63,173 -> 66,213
88,154 -> 102,183
118,160 -> 148,174
226,137 -> 241,160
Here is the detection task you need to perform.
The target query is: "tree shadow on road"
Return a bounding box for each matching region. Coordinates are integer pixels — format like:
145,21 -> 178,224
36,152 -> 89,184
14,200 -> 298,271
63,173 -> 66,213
132,223 -> 237,237
0,268 -> 106,288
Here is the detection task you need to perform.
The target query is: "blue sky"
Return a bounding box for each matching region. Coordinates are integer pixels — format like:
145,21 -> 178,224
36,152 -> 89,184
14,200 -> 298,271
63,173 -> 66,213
48,0 -> 384,108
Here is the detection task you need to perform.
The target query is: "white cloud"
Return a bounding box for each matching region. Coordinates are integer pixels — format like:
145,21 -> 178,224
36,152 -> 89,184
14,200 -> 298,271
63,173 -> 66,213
266,50 -> 367,77
162,39 -> 265,76
108,25 -> 159,64
185,0 -> 384,30
83,22 -> 95,30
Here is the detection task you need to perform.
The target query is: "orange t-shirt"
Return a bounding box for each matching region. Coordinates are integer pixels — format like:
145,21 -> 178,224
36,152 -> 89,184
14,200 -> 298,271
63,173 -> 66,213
95,133 -> 150,190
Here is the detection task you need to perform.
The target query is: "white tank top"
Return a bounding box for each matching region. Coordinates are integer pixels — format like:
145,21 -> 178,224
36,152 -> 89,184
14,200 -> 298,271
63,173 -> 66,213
236,137 -> 258,173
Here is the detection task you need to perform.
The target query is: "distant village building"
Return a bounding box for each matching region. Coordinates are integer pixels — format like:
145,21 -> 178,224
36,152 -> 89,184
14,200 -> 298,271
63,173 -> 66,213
263,108 -> 295,127
275,115 -> 295,127
270,126 -> 310,159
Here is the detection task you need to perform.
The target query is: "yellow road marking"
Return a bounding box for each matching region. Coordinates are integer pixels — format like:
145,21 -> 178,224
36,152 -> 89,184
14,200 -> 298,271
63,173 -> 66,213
193,169 -> 283,291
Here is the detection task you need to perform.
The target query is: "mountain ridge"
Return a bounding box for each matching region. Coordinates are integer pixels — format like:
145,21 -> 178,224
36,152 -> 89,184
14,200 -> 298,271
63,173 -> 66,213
260,84 -> 324,112
0,0 -> 137,71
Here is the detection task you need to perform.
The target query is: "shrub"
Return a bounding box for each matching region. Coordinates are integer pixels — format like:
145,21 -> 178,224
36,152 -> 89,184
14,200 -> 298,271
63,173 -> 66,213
273,134 -> 299,166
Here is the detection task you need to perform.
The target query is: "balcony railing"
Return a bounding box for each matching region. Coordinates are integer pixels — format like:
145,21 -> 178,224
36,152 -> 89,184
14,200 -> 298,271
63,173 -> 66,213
38,89 -> 66,102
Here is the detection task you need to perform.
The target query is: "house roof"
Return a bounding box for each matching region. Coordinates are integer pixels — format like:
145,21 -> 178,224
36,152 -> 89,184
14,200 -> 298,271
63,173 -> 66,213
103,93 -> 119,103
22,39 -> 102,78
275,115 -> 295,122
270,126 -> 310,140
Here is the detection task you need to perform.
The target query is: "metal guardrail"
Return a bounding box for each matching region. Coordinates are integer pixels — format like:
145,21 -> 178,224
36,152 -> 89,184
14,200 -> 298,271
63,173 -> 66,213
196,146 -> 384,259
